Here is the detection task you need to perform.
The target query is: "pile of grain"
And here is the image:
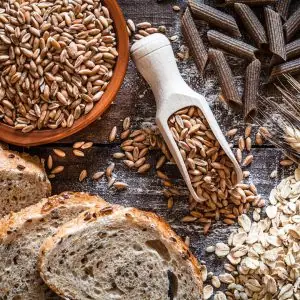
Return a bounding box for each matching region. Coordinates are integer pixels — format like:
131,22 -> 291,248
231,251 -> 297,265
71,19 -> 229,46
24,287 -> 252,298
0,0 -> 117,132
109,110 -> 264,233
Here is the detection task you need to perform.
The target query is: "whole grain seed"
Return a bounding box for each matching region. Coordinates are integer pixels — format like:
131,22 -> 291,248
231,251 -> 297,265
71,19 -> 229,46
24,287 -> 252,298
81,142 -> 93,150
0,1 -> 117,132
106,163 -> 115,177
280,159 -> 294,166
226,128 -> 238,137
242,154 -> 253,166
47,155 -> 53,170
137,163 -> 151,173
51,166 -> 64,174
113,181 -> 128,190
136,22 -> 152,29
134,157 -> 146,168
107,177 -> 116,188
109,126 -> 117,142
113,152 -> 126,159
121,130 -> 131,140
236,149 -> 242,163
255,132 -> 263,145
127,19 -> 136,32
244,125 -> 252,138
79,170 -> 88,182
157,170 -> 169,180
156,155 -> 166,169
238,137 -> 245,151
123,117 -> 131,131
245,137 -> 252,151
73,141 -> 85,149
92,171 -> 104,180
167,197 -> 174,209
73,149 -> 85,157
123,160 -> 135,168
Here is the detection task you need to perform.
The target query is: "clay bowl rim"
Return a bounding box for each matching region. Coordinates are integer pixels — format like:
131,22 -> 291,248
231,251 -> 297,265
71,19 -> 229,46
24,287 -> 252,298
0,0 -> 129,147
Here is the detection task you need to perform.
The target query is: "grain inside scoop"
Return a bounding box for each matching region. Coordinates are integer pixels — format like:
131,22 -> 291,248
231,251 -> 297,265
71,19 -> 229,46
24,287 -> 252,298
131,34 -> 242,202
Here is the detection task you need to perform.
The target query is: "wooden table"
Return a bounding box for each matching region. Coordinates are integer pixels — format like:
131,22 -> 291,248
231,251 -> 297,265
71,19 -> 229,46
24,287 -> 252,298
19,0 -> 296,284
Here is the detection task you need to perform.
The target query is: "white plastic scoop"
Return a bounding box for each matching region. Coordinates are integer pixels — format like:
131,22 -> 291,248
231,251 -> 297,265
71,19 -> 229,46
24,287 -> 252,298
131,33 -> 242,202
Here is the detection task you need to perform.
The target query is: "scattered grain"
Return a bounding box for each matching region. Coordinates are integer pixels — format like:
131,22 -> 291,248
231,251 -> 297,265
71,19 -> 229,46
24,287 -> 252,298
79,170 -> 87,182
53,149 -> 66,158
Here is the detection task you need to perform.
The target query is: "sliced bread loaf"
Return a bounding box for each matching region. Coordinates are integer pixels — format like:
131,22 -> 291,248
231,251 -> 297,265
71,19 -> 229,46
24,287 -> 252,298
0,149 -> 51,217
0,192 -> 108,300
39,206 -> 203,300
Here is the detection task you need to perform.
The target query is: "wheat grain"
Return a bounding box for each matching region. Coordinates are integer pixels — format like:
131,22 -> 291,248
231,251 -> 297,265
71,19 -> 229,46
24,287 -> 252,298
0,0 -> 117,132
284,125 -> 300,152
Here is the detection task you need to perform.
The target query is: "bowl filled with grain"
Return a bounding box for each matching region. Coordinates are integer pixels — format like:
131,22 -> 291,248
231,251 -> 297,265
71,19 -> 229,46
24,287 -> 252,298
0,0 -> 129,146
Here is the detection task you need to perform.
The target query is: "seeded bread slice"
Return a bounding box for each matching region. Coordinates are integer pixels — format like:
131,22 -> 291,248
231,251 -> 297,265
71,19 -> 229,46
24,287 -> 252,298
39,206 -> 203,300
0,192 -> 109,300
0,149 -> 51,217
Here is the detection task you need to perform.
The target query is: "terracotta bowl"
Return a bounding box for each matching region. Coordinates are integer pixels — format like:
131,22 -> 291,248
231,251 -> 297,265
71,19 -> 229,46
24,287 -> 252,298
0,0 -> 129,147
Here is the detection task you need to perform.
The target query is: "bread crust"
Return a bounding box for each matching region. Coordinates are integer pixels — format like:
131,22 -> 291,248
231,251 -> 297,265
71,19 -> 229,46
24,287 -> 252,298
39,205 -> 203,298
0,148 -> 52,217
0,149 -> 50,181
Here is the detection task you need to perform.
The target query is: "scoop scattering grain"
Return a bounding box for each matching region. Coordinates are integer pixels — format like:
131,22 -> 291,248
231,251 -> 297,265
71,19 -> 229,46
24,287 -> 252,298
168,106 -> 238,202
0,0 -> 117,132
113,110 -> 263,233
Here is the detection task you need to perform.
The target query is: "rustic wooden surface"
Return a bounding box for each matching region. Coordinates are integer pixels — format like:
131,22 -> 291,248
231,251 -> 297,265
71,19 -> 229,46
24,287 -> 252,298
9,0 -> 298,294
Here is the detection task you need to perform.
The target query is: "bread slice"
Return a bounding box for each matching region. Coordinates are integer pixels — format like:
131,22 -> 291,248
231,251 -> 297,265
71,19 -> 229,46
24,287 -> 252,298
39,206 -> 203,300
0,192 -> 109,300
0,149 -> 51,217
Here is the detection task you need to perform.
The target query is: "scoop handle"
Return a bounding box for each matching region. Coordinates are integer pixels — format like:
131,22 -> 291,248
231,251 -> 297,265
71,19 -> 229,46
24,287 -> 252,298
130,34 -> 188,105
